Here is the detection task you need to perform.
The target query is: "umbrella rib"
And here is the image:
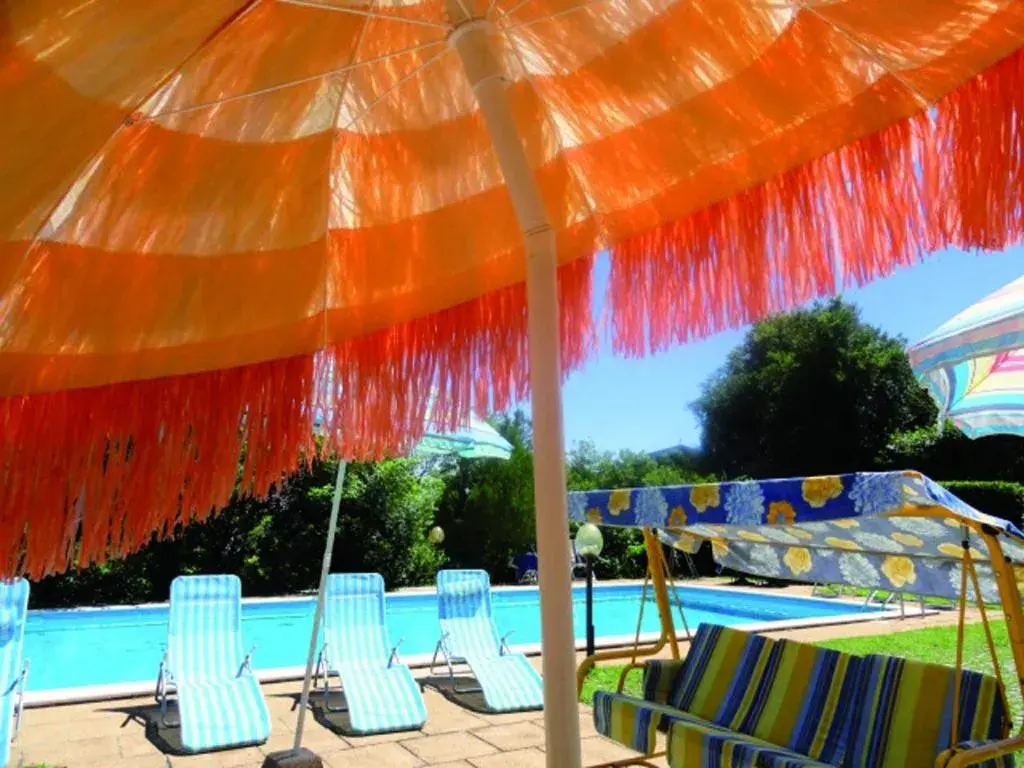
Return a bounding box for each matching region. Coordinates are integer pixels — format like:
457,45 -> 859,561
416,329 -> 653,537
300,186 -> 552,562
11,0 -> 264,274
338,47 -> 449,130
796,2 -> 930,107
277,0 -> 451,29
142,39 -> 446,120
320,3 -> 377,352
491,0 -> 541,25
498,0 -> 610,30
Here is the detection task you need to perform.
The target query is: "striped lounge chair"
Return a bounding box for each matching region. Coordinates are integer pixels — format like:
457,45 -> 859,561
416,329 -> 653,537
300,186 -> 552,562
314,573 -> 427,734
0,580 -> 29,768
155,575 -> 271,753
431,569 -> 543,712
593,623 -> 1012,768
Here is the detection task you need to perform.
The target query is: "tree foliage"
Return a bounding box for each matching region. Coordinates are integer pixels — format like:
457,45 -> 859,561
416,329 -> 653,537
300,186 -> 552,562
694,298 -> 936,479
880,422 -> 1024,481
434,410 -> 538,580
31,457 -> 445,608
566,441 -> 711,579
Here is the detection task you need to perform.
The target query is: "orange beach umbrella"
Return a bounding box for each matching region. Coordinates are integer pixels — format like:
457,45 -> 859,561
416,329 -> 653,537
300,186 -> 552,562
2,2 -> 1023,765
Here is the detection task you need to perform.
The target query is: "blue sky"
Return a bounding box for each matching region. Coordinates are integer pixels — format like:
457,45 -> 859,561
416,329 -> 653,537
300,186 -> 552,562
554,248 -> 1024,453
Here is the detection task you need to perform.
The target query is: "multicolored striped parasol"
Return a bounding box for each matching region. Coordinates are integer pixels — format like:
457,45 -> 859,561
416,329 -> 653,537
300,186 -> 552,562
909,274 -> 1024,437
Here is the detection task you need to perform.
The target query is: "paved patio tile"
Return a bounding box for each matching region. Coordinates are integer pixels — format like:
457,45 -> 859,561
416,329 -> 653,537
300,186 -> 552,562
274,712 -> 351,754
402,733 -> 497,763
529,711 -> 595,740
418,692 -> 489,735
470,710 -> 538,725
471,722 -> 546,751
118,734 -> 167,759
469,748 -> 546,768
430,762 -> 475,768
168,746 -> 267,767
574,736 -> 641,765
18,735 -> 122,766
324,742 -> 423,767
104,758 -> 171,768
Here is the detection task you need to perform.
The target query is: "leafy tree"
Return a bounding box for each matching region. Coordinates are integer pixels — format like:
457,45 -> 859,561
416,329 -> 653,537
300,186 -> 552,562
879,422 -> 1024,481
566,441 -> 710,580
434,410 -> 538,579
694,298 -> 936,479
30,456 -> 446,607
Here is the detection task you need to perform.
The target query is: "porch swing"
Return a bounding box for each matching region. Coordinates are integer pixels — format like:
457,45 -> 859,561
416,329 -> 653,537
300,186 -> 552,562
568,471 -> 1024,768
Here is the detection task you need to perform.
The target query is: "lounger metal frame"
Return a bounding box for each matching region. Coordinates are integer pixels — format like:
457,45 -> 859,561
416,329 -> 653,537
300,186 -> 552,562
9,657 -> 29,743
429,629 -> 515,695
155,645 -> 256,727
312,638 -> 404,712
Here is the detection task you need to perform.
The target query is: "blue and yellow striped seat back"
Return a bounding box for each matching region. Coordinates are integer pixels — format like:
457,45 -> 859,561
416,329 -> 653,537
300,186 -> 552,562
324,573 -> 392,667
847,655 -> 1010,768
746,640 -> 862,763
668,624 -> 780,731
169,574 -> 246,682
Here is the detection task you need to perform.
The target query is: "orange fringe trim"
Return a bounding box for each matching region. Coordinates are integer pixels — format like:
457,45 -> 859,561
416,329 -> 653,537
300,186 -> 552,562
609,47 -> 1024,357
0,257 -> 592,578
4,46 -> 1024,579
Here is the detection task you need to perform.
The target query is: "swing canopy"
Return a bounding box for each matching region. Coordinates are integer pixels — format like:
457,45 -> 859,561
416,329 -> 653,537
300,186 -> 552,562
568,470 -> 1024,602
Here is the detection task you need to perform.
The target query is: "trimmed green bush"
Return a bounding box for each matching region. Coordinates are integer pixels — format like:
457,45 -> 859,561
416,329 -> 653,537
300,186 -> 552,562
941,480 -> 1024,529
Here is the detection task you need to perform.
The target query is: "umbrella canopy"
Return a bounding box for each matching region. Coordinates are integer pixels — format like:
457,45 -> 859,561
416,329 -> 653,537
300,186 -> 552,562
416,415 -> 514,460
909,273 -> 1024,437
4,5 -> 1024,765
2,2 -> 1024,576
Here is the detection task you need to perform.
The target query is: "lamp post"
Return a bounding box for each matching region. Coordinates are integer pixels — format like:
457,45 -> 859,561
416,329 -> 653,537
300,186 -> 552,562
574,523 -> 604,657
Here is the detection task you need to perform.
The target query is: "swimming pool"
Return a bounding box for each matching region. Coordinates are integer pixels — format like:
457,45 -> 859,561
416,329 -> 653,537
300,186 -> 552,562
23,583 -> 887,701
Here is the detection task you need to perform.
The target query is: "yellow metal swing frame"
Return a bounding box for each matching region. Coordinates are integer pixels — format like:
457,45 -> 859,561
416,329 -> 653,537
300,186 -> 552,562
576,514 -> 1024,768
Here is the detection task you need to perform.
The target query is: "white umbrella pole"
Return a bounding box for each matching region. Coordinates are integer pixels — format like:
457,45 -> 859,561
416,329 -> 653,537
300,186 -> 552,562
293,458 -> 347,752
448,16 -> 582,768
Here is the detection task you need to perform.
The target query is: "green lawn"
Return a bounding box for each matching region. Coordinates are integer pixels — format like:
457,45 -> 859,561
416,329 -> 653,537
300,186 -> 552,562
579,621 -> 1021,726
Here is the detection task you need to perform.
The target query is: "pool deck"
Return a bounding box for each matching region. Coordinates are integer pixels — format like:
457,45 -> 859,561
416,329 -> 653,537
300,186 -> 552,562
9,584 -> 975,768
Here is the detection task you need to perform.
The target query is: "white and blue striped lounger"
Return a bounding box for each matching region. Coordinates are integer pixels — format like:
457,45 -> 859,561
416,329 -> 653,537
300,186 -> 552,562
156,575 -> 271,753
432,569 -> 543,712
0,579 -> 29,768
314,573 -> 426,735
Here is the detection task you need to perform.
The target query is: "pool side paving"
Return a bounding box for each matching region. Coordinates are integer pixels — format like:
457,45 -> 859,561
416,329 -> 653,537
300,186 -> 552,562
7,585 -> 975,768
22,580 -> 894,705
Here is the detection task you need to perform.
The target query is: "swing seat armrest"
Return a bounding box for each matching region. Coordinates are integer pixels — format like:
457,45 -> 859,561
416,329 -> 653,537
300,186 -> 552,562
641,659 -> 687,705
939,736 -> 1024,768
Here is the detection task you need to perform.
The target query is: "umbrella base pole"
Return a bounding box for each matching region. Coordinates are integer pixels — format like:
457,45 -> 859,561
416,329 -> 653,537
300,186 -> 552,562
261,748 -> 324,768
446,12 -> 581,768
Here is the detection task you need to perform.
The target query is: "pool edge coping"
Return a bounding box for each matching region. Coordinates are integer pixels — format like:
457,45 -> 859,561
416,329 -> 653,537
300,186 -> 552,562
24,600 -> 914,707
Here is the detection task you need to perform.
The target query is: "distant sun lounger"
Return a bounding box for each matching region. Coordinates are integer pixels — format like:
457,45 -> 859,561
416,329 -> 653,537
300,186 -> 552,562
432,569 -> 543,712
0,579 -> 29,768
156,575 -> 271,753
314,573 -> 427,734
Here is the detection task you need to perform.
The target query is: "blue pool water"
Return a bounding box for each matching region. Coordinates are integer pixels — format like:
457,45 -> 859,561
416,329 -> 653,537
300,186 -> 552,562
23,584 -> 879,693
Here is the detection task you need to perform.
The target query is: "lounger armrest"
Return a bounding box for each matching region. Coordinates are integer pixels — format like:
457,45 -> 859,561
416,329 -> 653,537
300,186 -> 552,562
389,638 -> 405,667
155,651 -> 170,697
642,659 -> 687,705
500,630 -> 516,655
239,645 -> 257,675
12,657 -> 29,740
939,736 -> 1024,767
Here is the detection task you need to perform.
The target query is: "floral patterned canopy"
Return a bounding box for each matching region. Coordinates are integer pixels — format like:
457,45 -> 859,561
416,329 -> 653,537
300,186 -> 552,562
567,471 -> 1024,601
